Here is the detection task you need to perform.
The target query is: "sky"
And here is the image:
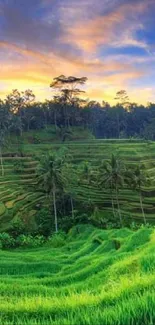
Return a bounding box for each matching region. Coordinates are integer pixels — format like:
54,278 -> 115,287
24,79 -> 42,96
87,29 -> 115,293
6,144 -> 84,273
0,0 -> 155,104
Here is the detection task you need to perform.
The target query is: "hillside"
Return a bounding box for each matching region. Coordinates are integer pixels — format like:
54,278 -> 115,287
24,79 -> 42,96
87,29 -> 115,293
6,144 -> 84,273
0,224 -> 155,324
1,129 -> 155,230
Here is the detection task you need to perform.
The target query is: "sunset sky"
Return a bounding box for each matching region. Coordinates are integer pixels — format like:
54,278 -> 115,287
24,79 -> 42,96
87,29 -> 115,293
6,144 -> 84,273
0,0 -> 155,104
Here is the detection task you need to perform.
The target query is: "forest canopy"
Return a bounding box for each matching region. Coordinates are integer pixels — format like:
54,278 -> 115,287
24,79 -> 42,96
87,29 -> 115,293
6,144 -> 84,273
0,76 -> 155,141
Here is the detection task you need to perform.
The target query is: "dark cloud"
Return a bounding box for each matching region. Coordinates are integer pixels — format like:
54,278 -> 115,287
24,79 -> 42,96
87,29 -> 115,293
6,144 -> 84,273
0,0 -> 64,53
0,0 -> 154,104
0,0 -> 153,57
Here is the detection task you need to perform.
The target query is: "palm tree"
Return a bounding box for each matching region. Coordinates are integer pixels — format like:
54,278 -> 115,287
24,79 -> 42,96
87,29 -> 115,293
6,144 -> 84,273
126,165 -> 149,225
100,154 -> 125,226
37,148 -> 68,232
77,161 -> 95,205
78,161 -> 94,185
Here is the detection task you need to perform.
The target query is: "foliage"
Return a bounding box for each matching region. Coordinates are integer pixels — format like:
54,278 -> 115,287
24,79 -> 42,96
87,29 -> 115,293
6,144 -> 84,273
16,234 -> 45,248
0,139 -> 155,233
99,154 -> 126,226
91,209 -> 121,229
126,164 -> 149,225
36,148 -> 69,232
36,207 -> 54,236
8,218 -> 26,237
0,233 -> 15,249
47,231 -> 66,247
0,232 -> 45,249
1,81 -> 155,140
0,231 -> 66,250
130,221 -> 154,231
33,134 -> 41,144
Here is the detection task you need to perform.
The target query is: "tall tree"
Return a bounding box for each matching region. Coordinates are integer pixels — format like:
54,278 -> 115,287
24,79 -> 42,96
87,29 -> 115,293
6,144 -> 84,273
22,90 -> 35,131
77,161 -> 95,204
6,90 -> 24,136
101,154 -> 125,226
6,89 -> 35,135
126,165 -> 149,225
37,148 -> 68,232
62,162 -> 77,219
115,90 -> 129,107
50,75 -> 87,128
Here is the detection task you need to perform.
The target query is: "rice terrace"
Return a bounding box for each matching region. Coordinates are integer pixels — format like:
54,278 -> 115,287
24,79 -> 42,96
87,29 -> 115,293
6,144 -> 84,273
0,129 -> 155,324
0,225 -> 155,325
1,0 -> 155,323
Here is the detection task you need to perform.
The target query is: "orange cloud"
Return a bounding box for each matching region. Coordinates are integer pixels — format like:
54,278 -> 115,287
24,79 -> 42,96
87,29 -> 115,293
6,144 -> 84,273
64,1 -> 152,52
0,38 -> 150,104
0,40 -> 142,82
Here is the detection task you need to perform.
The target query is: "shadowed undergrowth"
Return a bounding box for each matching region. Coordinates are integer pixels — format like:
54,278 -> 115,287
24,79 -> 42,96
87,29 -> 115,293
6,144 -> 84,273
0,224 -> 155,324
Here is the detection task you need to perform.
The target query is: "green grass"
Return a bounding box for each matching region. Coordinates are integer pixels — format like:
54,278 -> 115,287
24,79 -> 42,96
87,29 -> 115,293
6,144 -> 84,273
0,224 -> 155,324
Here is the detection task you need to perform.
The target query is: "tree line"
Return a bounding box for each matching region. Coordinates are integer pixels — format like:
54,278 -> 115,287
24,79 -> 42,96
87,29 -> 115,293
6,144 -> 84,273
1,75 -> 155,143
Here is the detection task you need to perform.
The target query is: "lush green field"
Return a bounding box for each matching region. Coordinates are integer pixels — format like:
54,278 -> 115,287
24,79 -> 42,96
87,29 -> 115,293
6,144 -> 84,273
0,224 -> 155,324
1,132 -> 155,230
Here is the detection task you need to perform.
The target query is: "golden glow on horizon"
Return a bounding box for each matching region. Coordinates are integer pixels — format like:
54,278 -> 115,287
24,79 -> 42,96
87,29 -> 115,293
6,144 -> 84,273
0,41 -> 152,105
0,0 -> 155,105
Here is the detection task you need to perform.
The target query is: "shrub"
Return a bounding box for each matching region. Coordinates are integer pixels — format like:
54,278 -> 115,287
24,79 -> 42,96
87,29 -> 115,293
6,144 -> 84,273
16,234 -> 45,248
76,213 -> 89,223
47,232 -> 66,248
130,222 -> 153,231
90,210 -> 121,229
33,135 -> 41,144
0,233 -> 15,249
9,218 -> 26,238
36,208 -> 53,236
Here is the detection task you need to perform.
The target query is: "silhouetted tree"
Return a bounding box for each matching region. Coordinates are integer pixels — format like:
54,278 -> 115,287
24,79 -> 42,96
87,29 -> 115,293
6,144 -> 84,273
50,75 -> 87,128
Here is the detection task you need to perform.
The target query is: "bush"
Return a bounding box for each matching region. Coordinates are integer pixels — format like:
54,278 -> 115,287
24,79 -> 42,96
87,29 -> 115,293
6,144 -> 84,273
33,135 -> 41,144
47,232 -> 66,248
36,208 -> 53,236
16,234 -> 45,248
130,221 -> 154,231
90,209 -> 121,229
0,233 -> 15,249
9,218 -> 26,238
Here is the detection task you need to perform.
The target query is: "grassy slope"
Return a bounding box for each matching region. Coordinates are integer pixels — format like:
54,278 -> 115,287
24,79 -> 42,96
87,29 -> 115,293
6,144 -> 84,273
0,224 -> 155,325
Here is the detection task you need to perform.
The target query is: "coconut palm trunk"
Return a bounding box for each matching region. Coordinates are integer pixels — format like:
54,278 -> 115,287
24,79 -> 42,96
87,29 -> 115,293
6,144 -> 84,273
139,190 -> 146,225
111,194 -> 116,218
115,186 -> 122,226
70,196 -> 75,219
52,181 -> 58,233
111,181 -> 116,217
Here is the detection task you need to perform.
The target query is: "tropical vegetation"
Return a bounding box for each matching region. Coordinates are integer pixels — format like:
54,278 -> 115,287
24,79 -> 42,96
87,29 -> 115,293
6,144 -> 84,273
0,75 -> 155,324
